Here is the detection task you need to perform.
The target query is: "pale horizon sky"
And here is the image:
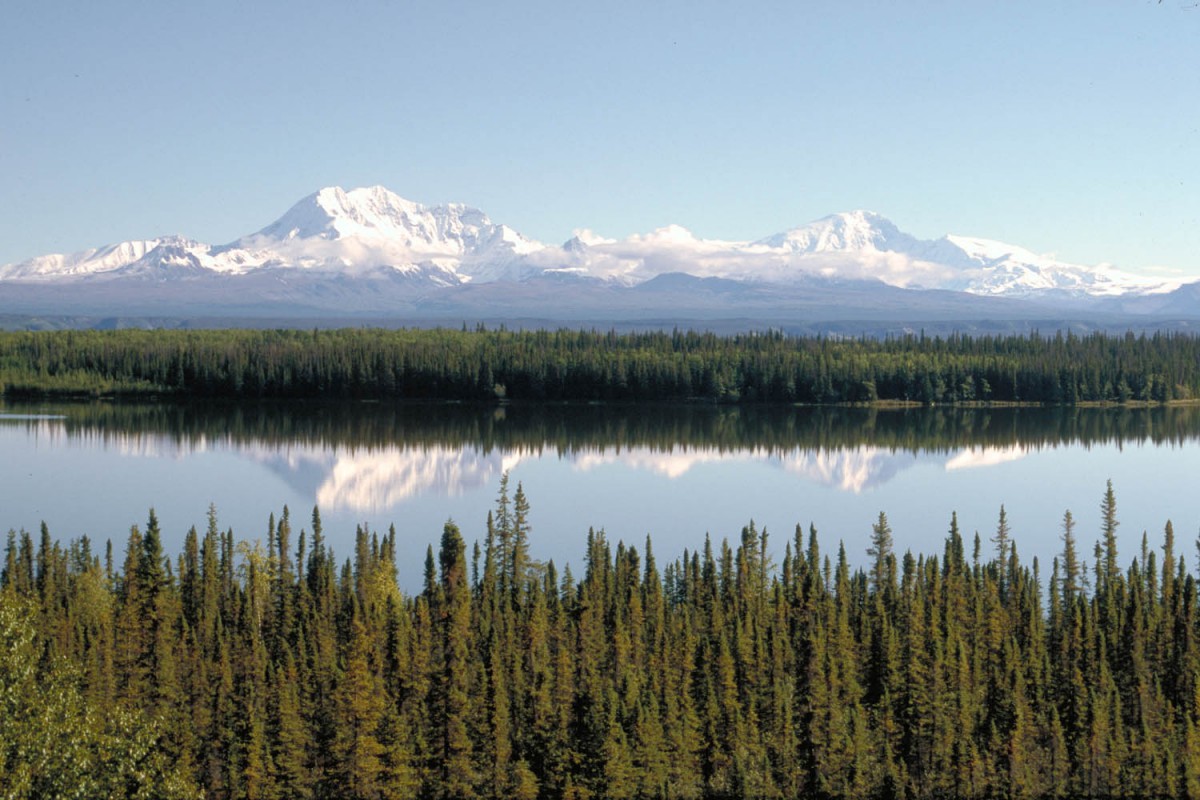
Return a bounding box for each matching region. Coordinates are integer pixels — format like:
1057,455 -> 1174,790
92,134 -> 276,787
2,1 -> 1198,276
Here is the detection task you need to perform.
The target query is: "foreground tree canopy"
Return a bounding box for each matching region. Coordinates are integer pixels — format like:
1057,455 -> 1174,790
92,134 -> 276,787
1,327 -> 1198,403
2,480 -> 1199,799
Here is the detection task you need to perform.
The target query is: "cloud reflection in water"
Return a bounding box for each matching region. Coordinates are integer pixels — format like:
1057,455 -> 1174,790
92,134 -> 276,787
249,442 -> 1031,511
28,422 -> 1035,513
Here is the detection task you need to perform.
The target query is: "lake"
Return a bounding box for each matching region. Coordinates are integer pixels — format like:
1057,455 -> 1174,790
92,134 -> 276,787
3,400 -> 1199,589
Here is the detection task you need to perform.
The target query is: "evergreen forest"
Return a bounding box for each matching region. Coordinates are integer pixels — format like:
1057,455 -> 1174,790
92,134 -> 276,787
3,479 -> 1200,799
2,327 -> 1199,404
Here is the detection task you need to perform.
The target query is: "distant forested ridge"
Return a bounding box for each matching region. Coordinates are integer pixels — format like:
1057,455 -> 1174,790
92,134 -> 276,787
4,481 -> 1200,798
1,327 -> 1198,403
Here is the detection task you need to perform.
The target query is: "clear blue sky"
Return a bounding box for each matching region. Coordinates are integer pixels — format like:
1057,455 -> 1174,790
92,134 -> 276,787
2,0 -> 1198,275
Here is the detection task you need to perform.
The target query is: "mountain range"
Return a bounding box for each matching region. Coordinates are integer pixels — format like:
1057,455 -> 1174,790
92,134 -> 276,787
3,185 -> 1196,332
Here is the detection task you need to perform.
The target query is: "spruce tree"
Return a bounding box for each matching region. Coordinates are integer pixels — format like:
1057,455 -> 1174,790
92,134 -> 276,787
992,505 -> 1011,598
868,511 -> 894,595
333,609 -> 386,799
1061,509 -> 1080,606
1101,480 -> 1120,589
437,521 -> 476,798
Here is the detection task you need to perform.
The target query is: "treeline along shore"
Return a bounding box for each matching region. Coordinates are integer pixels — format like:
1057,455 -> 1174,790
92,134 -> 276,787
3,480 -> 1200,798
1,327 -> 1199,404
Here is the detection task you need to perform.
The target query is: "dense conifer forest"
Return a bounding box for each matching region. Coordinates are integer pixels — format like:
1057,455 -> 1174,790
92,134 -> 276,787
2,327 -> 1199,403
4,479 -> 1200,798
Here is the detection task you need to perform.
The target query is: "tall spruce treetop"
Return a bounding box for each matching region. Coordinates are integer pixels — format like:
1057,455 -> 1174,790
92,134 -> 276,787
437,520 -> 475,798
1101,480 -> 1120,588
495,473 -> 513,596
993,505 -> 1011,598
1162,519 -> 1177,603
868,511 -> 894,594
511,482 -> 531,602
1061,510 -> 1080,604
138,508 -> 166,599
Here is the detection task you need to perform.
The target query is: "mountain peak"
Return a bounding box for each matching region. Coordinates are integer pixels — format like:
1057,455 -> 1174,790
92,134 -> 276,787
823,209 -> 889,225
255,185 -> 431,242
757,209 -> 908,253
219,185 -> 545,280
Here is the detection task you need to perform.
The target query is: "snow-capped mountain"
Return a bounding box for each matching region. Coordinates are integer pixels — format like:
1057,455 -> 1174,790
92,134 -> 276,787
0,186 -> 548,286
759,210 -> 923,254
937,235 -> 1174,298
226,186 -> 546,283
747,211 -> 1176,297
0,236 -> 199,280
0,186 -> 1194,326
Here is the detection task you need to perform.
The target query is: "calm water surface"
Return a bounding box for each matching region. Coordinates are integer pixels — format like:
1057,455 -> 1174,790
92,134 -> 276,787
3,401 -> 1199,589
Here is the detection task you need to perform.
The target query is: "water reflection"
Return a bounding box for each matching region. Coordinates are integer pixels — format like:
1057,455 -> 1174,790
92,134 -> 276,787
249,445 -> 527,512
256,441 -> 1035,504
8,400 -> 1200,453
6,400 -> 1200,593
4,401 -> 1197,512
781,448 -> 925,493
944,444 -> 1029,471
570,446 -> 923,493
15,400 -> 1200,443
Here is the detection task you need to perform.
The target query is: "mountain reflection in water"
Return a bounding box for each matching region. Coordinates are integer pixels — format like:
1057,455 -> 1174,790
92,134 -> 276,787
3,401 -> 1194,512
6,400 -> 1200,591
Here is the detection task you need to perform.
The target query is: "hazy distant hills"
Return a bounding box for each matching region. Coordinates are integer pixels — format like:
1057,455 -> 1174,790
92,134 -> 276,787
2,185 -> 1196,332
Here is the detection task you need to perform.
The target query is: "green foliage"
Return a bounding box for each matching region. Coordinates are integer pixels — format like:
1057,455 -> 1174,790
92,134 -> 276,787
0,597 -> 200,799
3,481 -> 1199,798
2,327 -> 1199,404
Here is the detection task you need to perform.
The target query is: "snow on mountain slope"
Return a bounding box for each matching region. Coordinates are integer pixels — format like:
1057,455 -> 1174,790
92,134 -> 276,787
255,185 -> 433,242
549,211 -> 985,290
940,235 -> 1174,297
0,186 -> 549,285
747,212 -> 1179,297
269,186 -> 542,256
546,209 -> 1174,295
0,237 -> 198,279
222,185 -> 547,282
749,212 -> 967,288
760,210 -> 917,253
0,188 -> 1190,305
